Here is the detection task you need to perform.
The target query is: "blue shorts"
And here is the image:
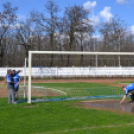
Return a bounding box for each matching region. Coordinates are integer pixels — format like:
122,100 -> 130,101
14,84 -> 19,91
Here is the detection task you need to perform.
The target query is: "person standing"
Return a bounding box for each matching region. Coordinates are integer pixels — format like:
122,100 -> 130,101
13,72 -> 21,101
6,70 -> 21,103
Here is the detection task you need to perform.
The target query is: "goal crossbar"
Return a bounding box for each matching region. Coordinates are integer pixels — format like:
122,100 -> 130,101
29,51 -> 134,55
28,51 -> 134,103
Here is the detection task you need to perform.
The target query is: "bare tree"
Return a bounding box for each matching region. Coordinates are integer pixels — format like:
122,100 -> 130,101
15,20 -> 36,58
75,18 -> 94,66
99,16 -> 128,66
0,2 -> 18,66
30,0 -> 60,66
64,5 -> 91,66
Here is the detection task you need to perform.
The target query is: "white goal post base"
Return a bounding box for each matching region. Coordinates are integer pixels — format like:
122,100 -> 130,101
28,51 -> 134,103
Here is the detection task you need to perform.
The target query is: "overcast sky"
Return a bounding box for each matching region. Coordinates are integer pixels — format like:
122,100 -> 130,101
0,0 -> 134,33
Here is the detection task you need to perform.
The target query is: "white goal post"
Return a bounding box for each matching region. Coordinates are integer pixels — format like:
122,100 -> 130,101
28,51 -> 134,103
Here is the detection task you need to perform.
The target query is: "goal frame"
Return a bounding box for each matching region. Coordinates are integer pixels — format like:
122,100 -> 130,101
28,51 -> 134,103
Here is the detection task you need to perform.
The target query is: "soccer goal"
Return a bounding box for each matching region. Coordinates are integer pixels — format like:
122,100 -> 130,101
27,51 -> 134,103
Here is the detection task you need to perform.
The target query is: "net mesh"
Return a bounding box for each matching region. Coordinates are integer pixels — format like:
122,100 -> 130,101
28,85 -> 123,102
26,54 -> 133,103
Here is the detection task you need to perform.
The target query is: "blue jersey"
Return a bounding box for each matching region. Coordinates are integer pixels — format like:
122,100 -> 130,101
13,74 -> 20,90
125,83 -> 134,95
13,74 -> 20,83
6,71 -> 20,90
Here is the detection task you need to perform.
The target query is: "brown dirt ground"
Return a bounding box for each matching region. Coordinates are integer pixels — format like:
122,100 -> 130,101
0,78 -> 133,98
75,100 -> 134,115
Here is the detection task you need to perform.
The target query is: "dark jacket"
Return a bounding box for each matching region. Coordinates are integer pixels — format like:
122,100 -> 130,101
6,71 -> 20,89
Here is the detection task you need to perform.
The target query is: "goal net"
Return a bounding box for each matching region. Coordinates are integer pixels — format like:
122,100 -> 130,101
27,51 -> 134,103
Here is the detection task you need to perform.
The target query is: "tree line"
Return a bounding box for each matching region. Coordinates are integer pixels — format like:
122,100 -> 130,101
0,1 -> 134,67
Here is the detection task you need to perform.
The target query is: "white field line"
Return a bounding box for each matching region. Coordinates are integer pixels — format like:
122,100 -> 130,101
32,86 -> 44,89
19,85 -> 67,95
47,88 -> 67,95
41,123 -> 134,134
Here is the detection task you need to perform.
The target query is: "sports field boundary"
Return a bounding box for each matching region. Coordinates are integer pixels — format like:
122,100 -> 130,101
41,123 -> 134,134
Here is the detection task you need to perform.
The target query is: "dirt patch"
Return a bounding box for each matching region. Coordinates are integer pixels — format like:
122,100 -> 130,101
76,100 -> 134,114
0,84 -> 8,97
29,78 -> 134,84
98,82 -> 123,88
32,89 -> 62,97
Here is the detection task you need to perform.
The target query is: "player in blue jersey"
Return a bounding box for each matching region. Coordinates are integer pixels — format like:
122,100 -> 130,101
6,70 -> 22,103
120,83 -> 134,104
13,70 -> 21,101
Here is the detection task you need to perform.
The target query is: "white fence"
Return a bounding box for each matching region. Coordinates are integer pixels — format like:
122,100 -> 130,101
1,66 -> 134,77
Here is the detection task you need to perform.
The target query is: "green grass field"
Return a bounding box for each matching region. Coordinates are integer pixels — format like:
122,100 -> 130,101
32,82 -> 122,98
0,98 -> 134,134
1,82 -> 132,134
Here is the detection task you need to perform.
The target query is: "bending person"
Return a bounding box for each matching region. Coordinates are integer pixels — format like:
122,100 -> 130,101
120,83 -> 134,104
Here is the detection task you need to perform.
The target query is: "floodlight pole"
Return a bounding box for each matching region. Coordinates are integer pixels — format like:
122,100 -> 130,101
24,58 -> 27,100
28,52 -> 32,104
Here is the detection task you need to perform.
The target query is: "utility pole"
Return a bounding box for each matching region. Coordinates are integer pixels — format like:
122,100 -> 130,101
119,29 -> 121,66
94,36 -> 98,67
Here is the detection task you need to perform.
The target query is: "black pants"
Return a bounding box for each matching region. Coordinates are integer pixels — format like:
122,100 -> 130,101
130,94 -> 134,101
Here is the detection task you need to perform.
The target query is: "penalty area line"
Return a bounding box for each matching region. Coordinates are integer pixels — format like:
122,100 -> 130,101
47,88 -> 67,95
31,85 -> 67,95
